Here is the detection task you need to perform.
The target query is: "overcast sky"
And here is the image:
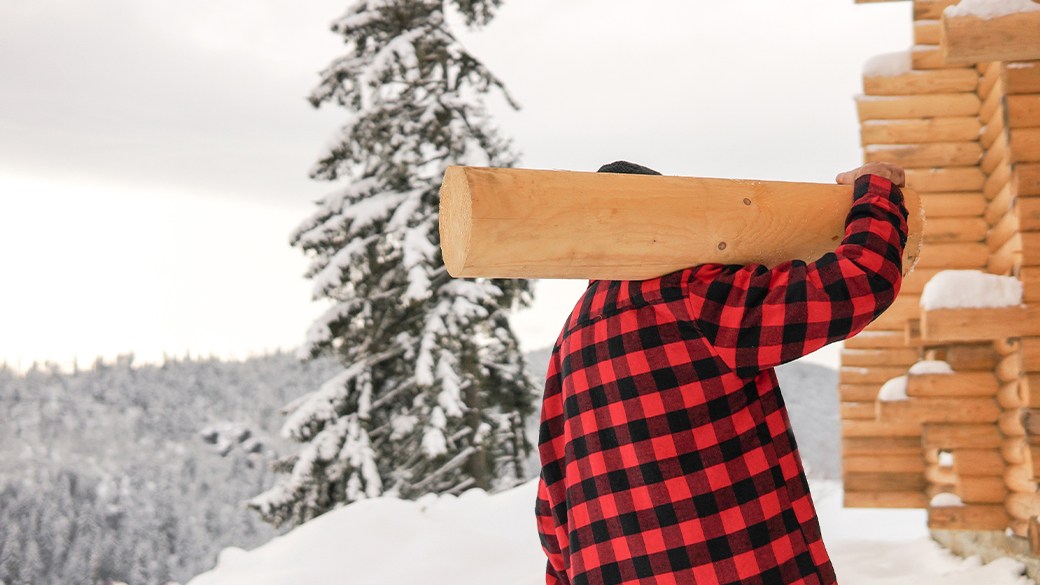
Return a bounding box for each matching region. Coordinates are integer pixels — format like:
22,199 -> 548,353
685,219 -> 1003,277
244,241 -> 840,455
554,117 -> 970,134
0,0 -> 912,372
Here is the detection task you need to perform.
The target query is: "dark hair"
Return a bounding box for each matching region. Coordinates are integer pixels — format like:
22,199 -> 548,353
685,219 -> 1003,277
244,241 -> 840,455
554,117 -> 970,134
596,161 -> 662,175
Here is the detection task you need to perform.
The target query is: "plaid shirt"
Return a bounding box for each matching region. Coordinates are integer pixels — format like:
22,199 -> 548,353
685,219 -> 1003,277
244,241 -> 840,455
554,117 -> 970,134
535,175 -> 909,585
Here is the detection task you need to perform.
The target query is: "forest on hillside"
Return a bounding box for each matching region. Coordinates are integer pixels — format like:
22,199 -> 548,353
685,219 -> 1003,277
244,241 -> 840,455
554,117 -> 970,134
0,349 -> 836,585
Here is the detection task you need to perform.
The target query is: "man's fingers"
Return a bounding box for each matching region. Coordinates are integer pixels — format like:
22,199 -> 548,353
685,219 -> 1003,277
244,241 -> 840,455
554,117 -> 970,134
836,163 -> 907,187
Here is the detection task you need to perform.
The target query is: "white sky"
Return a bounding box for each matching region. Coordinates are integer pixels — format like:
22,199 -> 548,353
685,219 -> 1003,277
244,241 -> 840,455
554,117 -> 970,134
0,0 -> 911,372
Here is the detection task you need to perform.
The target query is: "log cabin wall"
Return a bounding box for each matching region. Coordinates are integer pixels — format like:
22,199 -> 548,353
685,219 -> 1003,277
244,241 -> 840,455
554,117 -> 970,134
841,0 -> 1040,560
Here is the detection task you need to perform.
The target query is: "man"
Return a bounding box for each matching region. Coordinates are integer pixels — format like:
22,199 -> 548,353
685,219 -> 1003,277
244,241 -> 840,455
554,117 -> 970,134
534,161 -> 909,585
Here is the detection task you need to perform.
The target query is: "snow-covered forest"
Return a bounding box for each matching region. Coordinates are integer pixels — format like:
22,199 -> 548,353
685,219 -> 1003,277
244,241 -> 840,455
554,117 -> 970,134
0,351 -> 841,585
0,352 -> 342,584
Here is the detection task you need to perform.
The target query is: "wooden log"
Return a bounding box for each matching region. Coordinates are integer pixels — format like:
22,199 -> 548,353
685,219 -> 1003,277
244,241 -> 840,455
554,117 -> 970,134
860,118 -> 981,144
843,436 -> 924,456
1021,373 -> 1040,407
906,371 -> 998,397
1004,62 -> 1040,95
856,94 -> 980,121
903,267 -> 945,295
872,294 -> 924,331
941,9 -> 1040,65
953,449 -> 1006,475
845,454 -> 925,473
906,318 -> 925,346
914,242 -> 989,269
1001,409 -> 1027,437
1021,337 -> 1040,373
1022,268 -> 1040,303
988,209 -> 1019,252
915,19 -> 942,45
906,166 -> 986,193
986,164 -> 1012,201
982,131 -> 1008,175
878,397 -> 1000,423
958,475 -> 1009,504
842,347 -> 921,368
842,420 -> 923,437
1020,198 -> 1040,231
1005,461 -> 1038,493
1029,516 -> 1040,552
996,337 -> 1021,357
840,383 -> 882,403
842,402 -> 878,420
841,366 -> 912,385
1007,95 -> 1040,129
998,353 -> 1023,384
981,105 -> 1006,149
978,60 -> 1003,99
1011,128 -> 1040,163
1007,492 -> 1040,523
979,77 -> 1005,127
924,216 -> 987,243
845,330 -> 910,349
998,381 -> 1025,409
1003,437 -> 1030,465
843,491 -> 928,509
864,68 -> 979,96
986,183 -> 1013,225
865,142 -> 981,168
438,167 -> 926,280
1022,408 -> 1040,436
920,192 -> 985,217
921,306 -> 1040,342
913,45 -> 964,70
1024,232 -> 1040,266
914,0 -> 959,20
926,462 -> 958,485
843,471 -> 929,492
988,232 -> 1020,276
923,423 -> 1004,449
929,504 -> 1009,530
1016,163 -> 1040,196
939,343 -> 1000,371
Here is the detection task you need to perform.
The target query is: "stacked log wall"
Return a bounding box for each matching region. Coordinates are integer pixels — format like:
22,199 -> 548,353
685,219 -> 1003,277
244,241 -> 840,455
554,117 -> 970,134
842,0 -> 1040,542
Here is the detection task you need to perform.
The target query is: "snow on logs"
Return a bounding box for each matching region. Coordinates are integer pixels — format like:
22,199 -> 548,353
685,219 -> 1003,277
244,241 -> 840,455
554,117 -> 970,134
437,166 -> 924,281
940,0 -> 1040,65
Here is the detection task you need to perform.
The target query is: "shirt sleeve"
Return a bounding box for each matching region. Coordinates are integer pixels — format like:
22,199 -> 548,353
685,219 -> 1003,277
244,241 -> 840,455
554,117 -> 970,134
535,475 -> 567,584
682,173 -> 910,378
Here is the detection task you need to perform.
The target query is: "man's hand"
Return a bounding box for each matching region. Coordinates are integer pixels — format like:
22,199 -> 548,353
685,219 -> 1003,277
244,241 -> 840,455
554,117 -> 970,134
835,162 -> 905,187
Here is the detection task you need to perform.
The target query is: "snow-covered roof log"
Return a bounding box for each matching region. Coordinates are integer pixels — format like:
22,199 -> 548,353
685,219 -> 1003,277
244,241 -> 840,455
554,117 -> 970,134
940,1 -> 1040,65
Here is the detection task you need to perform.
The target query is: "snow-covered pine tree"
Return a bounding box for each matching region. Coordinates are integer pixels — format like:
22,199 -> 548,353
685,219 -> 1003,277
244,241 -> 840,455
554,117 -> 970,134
249,0 -> 537,527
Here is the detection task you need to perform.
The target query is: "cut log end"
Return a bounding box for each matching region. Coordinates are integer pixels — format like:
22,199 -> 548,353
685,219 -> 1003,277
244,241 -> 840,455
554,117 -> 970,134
439,165 -> 473,277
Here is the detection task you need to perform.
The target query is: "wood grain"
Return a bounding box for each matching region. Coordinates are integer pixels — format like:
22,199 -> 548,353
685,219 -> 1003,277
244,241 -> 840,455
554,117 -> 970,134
438,166 -> 925,280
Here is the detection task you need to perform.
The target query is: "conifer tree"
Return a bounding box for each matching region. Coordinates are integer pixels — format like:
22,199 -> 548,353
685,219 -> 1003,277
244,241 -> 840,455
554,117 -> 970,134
250,0 -> 537,527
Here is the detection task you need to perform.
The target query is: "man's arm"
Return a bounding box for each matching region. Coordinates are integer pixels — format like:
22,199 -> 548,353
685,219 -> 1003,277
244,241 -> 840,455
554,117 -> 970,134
682,164 -> 910,378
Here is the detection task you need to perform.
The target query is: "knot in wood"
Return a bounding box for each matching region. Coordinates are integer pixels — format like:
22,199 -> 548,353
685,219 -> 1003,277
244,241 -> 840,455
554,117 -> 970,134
717,242 -> 727,251
743,198 -> 752,206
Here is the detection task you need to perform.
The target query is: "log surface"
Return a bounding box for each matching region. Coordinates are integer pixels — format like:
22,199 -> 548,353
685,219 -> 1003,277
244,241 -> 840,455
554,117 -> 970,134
439,166 -> 924,280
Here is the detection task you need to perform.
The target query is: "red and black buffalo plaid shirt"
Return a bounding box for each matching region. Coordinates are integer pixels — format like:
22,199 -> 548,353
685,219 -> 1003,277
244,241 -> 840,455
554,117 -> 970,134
535,174 -> 909,585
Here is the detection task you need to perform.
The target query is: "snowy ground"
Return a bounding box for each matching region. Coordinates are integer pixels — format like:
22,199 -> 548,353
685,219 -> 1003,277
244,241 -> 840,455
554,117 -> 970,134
187,479 -> 1034,585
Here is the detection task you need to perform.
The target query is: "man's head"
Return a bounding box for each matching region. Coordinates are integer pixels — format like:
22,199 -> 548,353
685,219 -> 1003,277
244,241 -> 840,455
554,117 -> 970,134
597,161 -> 662,176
